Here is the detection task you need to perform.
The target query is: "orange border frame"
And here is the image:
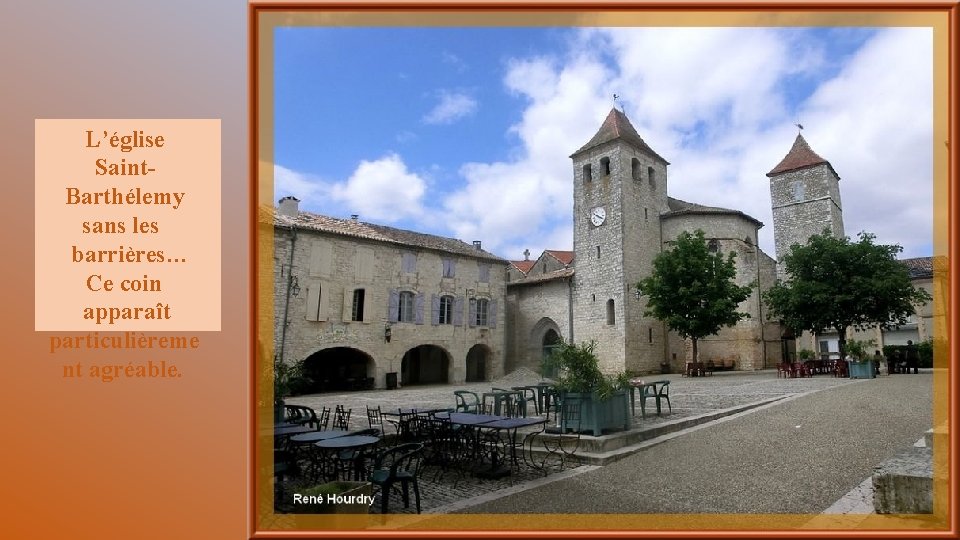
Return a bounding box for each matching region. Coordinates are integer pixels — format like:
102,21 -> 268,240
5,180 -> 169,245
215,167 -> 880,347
249,2 -> 959,538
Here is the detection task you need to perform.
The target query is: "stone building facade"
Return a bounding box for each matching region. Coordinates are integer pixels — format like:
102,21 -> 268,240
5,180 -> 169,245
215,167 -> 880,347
273,198 -> 507,390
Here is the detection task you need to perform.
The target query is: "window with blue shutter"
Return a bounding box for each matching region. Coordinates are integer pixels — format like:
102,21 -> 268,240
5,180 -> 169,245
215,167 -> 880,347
388,289 -> 400,323
442,258 -> 455,278
468,298 -> 477,327
414,292 -> 425,325
488,299 -> 497,328
402,251 -> 417,273
431,294 -> 440,326
478,262 -> 490,283
453,296 -> 464,326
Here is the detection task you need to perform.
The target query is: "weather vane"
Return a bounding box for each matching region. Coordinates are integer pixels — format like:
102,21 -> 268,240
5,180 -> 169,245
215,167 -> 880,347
795,118 -> 804,132
613,93 -> 624,114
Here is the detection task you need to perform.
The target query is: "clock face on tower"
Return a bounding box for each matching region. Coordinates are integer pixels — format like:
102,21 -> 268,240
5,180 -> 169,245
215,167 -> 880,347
590,206 -> 606,226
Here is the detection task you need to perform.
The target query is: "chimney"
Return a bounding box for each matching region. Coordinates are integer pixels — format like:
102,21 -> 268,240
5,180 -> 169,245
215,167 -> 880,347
472,240 -> 482,251
278,196 -> 300,218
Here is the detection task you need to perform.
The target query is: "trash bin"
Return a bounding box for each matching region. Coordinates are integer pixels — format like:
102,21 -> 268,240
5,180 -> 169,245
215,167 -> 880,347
385,372 -> 398,390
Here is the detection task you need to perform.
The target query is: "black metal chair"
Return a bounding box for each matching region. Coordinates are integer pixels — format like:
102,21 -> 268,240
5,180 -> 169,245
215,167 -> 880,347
538,400 -> 582,471
369,443 -> 425,514
333,405 -> 352,431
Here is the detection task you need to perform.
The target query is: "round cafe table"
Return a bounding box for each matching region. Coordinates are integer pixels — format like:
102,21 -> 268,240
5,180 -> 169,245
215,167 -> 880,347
289,429 -> 350,444
315,435 -> 381,481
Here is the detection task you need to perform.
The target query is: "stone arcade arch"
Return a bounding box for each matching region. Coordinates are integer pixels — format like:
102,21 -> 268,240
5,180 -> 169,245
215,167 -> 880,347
465,344 -> 490,382
400,345 -> 451,386
302,347 -> 375,393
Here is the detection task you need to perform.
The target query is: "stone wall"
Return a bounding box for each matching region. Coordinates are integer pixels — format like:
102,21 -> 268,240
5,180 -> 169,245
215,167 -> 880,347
274,227 -> 506,388
505,276 -> 571,374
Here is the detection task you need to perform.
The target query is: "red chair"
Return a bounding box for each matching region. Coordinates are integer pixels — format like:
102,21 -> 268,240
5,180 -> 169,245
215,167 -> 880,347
834,360 -> 849,378
777,363 -> 791,378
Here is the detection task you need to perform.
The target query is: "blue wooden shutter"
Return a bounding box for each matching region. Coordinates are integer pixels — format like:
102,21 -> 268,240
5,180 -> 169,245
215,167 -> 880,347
387,289 -> 399,322
430,294 -> 440,326
453,296 -> 463,327
489,299 -> 498,328
468,298 -> 477,327
414,293 -> 425,325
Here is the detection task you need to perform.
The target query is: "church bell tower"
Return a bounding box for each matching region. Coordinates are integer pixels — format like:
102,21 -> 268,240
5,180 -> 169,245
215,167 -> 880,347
570,108 -> 670,373
767,133 -> 845,282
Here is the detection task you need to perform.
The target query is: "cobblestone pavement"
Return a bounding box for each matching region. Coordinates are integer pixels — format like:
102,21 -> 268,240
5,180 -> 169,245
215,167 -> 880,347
279,369 -> 870,514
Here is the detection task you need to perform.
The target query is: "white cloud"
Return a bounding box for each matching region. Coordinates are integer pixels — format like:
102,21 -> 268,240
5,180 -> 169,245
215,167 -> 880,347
332,154 -> 427,222
441,27 -> 932,262
276,154 -> 427,224
423,90 -> 478,125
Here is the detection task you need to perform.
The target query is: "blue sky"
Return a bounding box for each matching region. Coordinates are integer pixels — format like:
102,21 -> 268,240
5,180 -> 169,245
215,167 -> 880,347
274,26 -> 933,261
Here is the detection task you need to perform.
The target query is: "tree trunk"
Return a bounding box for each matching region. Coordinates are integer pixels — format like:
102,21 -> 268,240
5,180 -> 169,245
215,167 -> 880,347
836,327 -> 848,363
692,337 -> 699,364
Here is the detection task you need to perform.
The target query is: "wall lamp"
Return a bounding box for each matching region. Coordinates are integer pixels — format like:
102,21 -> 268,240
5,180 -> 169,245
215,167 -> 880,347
384,325 -> 392,343
290,275 -> 301,297
634,288 -> 642,300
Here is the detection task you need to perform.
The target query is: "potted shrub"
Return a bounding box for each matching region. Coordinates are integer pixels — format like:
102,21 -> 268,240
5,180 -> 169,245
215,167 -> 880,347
543,340 -> 631,436
845,338 -> 876,379
274,356 -> 303,423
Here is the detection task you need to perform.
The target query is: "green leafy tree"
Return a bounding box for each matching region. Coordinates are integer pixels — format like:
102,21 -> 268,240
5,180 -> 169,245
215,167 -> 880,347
763,231 -> 932,362
637,230 -> 753,364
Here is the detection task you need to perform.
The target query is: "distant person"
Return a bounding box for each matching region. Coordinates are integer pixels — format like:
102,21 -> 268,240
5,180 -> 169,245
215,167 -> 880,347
906,340 -> 920,374
889,350 -> 902,374
873,350 -> 883,375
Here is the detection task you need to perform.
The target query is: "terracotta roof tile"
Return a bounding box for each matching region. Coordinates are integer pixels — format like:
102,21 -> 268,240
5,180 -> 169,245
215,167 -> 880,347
545,250 -> 575,266
898,256 -> 933,279
275,209 -> 507,263
766,134 -> 835,177
511,260 -> 536,275
572,108 -> 669,164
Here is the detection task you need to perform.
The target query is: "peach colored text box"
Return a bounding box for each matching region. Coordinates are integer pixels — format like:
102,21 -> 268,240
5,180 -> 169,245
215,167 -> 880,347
35,119 -> 221,331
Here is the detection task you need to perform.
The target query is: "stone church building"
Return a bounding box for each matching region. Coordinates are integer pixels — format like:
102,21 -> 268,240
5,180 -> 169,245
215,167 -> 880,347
273,108 -> 869,388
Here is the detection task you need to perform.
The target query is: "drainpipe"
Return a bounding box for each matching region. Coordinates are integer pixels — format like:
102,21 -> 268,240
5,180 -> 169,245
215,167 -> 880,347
278,226 -> 297,364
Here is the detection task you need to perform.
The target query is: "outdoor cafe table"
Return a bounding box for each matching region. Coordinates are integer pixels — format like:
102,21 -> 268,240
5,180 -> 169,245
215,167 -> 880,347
481,390 -> 523,416
272,424 -> 317,438
288,429 -> 350,444
475,416 -> 548,478
315,435 -> 381,481
628,379 -> 669,417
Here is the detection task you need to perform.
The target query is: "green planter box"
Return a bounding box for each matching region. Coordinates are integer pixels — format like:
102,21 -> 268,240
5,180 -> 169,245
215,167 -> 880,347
848,361 -> 876,379
561,390 -> 631,436
288,481 -> 372,514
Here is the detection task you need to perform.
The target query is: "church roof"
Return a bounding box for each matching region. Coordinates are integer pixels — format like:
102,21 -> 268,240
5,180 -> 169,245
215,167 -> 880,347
510,260 -> 536,275
766,133 -> 837,178
506,267 -> 575,287
275,210 -> 507,263
663,197 -> 763,227
571,108 -> 669,164
544,250 -> 575,266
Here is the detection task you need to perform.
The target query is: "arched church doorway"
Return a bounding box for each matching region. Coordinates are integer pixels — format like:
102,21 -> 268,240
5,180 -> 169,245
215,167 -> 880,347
302,347 -> 374,393
465,344 -> 490,382
400,345 -> 450,386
